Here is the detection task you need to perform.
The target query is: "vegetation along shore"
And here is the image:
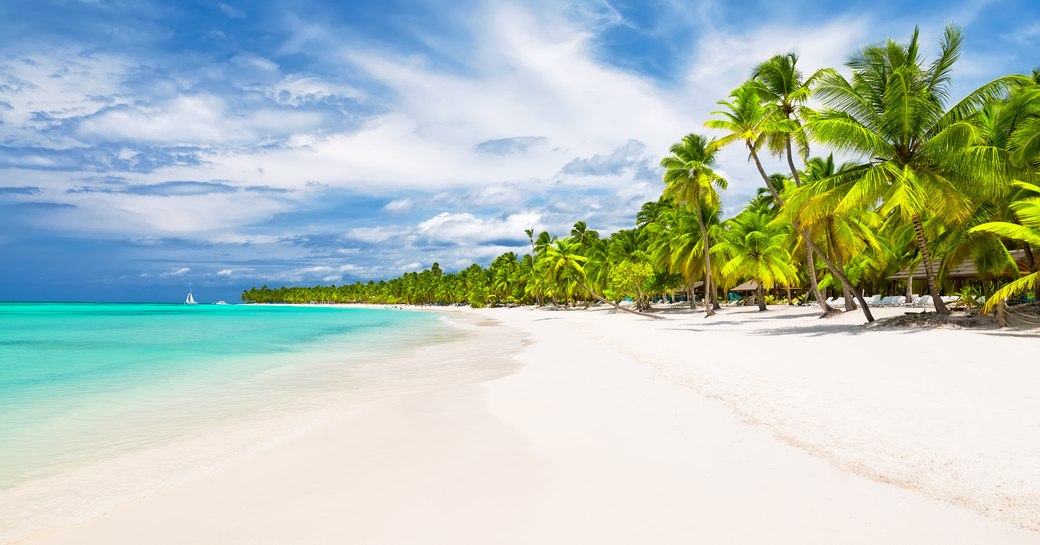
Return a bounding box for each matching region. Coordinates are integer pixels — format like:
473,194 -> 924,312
244,26 -> 1040,328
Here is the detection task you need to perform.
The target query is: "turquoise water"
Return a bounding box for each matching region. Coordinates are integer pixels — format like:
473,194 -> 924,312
0,303 -> 444,490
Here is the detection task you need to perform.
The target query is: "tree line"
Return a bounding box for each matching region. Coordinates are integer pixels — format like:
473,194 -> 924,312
244,26 -> 1040,323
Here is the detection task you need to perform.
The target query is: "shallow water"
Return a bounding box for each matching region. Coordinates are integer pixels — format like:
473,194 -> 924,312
0,303 -> 445,490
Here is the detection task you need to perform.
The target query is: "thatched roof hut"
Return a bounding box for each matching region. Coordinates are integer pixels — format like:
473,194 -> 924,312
729,280 -> 759,292
888,249 -> 1033,280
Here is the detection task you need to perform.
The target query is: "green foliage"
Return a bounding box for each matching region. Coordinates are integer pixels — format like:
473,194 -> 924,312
242,27 -> 1037,322
605,261 -> 653,301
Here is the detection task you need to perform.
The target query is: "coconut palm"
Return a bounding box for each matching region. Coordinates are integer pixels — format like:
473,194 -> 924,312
660,133 -> 727,317
544,238 -> 661,318
707,83 -> 874,320
750,52 -> 825,165
570,221 -> 600,251
786,155 -> 886,310
971,181 -> 1040,311
750,52 -> 842,311
807,25 -> 1025,315
713,208 -> 799,311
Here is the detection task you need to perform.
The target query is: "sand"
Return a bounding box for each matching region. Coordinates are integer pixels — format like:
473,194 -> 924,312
7,304 -> 1040,544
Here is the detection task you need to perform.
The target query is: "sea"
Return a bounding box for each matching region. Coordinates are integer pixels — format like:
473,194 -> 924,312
0,302 -> 448,493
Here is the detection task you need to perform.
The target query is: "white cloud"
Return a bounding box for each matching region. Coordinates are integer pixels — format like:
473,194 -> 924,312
344,225 -> 406,244
263,75 -> 364,106
78,94 -> 326,145
231,53 -> 277,72
382,198 -> 414,213
415,211 -> 542,244
160,267 -> 191,278
0,49 -> 132,147
216,269 -> 233,277
267,264 -> 366,283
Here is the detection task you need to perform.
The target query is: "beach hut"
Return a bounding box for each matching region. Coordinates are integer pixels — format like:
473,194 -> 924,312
887,249 -> 1036,302
888,250 -> 1033,285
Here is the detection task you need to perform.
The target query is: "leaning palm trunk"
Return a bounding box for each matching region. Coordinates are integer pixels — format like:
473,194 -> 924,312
577,280 -> 664,320
802,230 -> 875,320
752,144 -> 874,321
784,141 -> 833,313
804,251 -> 828,308
756,282 -> 767,311
825,217 -> 857,311
911,214 -> 950,315
694,212 -> 716,318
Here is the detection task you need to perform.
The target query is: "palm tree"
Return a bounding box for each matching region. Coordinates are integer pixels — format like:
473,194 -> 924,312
971,181 -> 1040,311
787,155 -> 886,310
544,238 -> 661,319
707,84 -> 874,320
808,25 -> 1024,315
660,133 -> 727,317
751,53 -> 840,311
570,221 -> 600,251
712,208 -> 799,311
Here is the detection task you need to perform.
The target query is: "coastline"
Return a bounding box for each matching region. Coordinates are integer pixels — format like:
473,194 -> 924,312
1,309 -> 524,544
9,305 -> 1040,544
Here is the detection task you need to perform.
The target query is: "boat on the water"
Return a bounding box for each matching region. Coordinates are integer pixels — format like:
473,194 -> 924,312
215,300 -> 227,305
185,290 -> 198,305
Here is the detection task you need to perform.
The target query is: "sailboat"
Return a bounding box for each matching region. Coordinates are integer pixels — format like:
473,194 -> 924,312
185,289 -> 198,305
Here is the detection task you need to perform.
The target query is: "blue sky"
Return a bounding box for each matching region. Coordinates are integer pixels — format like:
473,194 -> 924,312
0,0 -> 1037,302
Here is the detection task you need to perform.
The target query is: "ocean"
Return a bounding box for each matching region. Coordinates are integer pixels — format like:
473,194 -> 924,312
0,303 -> 446,492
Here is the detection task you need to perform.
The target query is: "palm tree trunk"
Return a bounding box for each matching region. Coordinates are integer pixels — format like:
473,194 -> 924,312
578,280 -> 663,319
802,234 -> 875,321
905,266 -> 914,304
687,279 -> 697,310
784,140 -> 834,312
756,282 -> 767,311
824,217 -> 857,311
1024,243 -> 1039,302
910,214 -> 949,315
751,142 -> 840,316
694,209 -> 715,318
804,248 -> 828,309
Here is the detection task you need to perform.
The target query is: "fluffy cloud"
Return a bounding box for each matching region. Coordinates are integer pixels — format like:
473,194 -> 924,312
0,49 -> 132,147
415,211 -> 542,245
1,0 -> 1026,300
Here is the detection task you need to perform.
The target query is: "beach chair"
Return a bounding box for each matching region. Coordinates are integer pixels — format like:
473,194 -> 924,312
865,294 -> 882,306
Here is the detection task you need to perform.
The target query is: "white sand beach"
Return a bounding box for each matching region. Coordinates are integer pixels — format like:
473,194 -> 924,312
8,305 -> 1040,544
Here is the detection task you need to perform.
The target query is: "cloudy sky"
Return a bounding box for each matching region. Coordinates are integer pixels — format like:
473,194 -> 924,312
1,0 -> 1036,302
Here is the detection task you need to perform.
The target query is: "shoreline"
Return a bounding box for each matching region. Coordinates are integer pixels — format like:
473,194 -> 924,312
1,310 -> 524,544
9,305 -> 1040,544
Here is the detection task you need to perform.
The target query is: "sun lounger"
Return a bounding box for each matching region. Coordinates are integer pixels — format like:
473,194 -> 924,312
877,295 -> 902,306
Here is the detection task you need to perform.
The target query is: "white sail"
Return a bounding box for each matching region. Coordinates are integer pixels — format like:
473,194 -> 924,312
185,290 -> 197,304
